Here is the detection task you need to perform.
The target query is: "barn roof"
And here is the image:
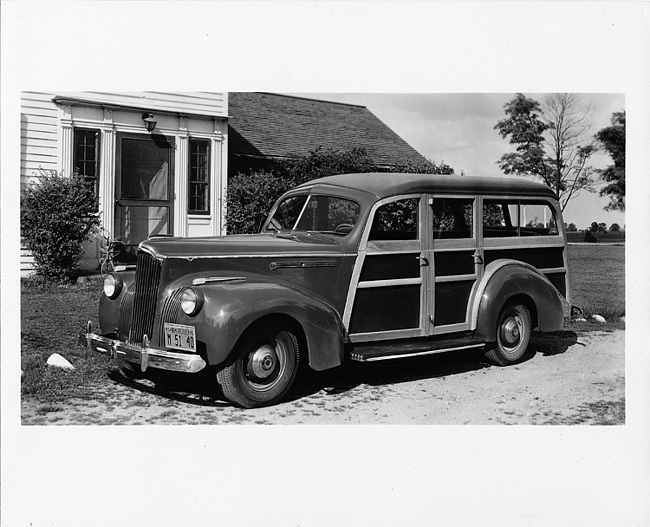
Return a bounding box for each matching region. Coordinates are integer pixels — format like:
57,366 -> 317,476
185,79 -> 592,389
228,93 -> 429,167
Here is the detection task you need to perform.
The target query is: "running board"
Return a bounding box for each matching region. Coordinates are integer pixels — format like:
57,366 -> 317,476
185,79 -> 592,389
348,336 -> 485,362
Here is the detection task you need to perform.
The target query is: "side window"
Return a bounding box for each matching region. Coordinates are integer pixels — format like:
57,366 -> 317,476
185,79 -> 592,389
431,198 -> 473,239
369,198 -> 419,241
73,128 -> 101,202
483,199 -> 559,237
519,202 -> 558,236
483,200 -> 519,238
188,138 -> 210,214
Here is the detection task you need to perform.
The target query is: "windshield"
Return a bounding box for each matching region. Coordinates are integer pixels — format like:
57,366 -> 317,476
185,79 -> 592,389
265,194 -> 361,236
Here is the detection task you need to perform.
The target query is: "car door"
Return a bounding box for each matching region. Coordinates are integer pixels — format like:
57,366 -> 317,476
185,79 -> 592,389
427,194 -> 483,335
344,195 -> 429,342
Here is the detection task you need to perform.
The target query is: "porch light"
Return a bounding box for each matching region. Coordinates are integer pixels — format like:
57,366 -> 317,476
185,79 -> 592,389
142,113 -> 157,132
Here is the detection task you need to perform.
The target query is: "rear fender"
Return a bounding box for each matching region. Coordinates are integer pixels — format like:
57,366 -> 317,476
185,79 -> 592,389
472,259 -> 567,341
176,280 -> 344,371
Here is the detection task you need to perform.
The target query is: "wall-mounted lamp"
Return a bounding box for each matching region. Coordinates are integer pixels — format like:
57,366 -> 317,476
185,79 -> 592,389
142,113 -> 157,132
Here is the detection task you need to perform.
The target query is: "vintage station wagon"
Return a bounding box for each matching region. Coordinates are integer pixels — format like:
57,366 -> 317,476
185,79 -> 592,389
81,173 -> 574,408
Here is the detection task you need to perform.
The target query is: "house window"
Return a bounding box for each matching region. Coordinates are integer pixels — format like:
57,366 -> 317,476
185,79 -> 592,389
73,128 -> 100,198
188,138 -> 210,214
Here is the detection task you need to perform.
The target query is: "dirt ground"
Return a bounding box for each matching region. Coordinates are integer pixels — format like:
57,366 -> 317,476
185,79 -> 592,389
21,328 -> 624,425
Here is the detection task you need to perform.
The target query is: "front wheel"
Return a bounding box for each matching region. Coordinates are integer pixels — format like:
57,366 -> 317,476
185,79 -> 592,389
216,323 -> 300,408
484,302 -> 532,366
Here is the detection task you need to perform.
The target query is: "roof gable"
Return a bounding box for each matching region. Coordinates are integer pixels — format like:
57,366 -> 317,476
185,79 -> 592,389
228,93 -> 429,167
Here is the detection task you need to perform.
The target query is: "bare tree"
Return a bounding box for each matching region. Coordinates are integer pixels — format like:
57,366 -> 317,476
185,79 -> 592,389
541,94 -> 598,210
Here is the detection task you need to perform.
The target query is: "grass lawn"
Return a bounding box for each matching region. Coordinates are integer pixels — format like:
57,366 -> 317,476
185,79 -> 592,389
21,279 -> 112,403
21,244 -> 625,403
567,244 -> 625,319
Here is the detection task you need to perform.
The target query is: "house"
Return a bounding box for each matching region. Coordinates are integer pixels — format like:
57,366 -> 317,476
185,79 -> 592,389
228,92 -> 429,176
20,91 -> 229,272
20,92 -> 429,274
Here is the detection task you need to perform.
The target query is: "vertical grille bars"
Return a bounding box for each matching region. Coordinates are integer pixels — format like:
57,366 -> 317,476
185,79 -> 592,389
128,251 -> 162,345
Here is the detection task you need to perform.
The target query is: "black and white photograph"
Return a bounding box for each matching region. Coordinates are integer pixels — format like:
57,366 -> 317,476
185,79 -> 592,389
2,2 -> 648,527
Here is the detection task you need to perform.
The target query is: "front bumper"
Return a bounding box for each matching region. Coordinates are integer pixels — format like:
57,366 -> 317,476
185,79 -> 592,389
78,322 -> 206,374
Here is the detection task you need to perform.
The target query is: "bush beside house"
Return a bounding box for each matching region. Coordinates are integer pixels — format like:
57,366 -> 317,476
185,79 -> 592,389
20,170 -> 101,281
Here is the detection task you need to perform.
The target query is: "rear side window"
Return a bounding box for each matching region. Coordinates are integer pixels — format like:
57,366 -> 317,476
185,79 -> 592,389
483,199 -> 558,237
369,198 -> 419,241
519,202 -> 559,236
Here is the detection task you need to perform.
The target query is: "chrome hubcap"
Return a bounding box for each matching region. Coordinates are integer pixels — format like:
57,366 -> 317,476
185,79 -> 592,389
248,344 -> 278,381
501,314 -> 522,351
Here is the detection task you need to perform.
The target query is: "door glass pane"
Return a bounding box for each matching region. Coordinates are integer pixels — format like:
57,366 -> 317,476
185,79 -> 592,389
431,198 -> 473,239
121,138 -> 169,200
369,198 -> 419,240
483,200 -> 518,237
118,205 -> 169,246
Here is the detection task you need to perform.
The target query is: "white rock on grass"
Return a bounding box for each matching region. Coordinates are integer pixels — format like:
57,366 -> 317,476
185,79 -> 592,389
575,317 -> 588,323
47,353 -> 75,370
591,314 -> 607,324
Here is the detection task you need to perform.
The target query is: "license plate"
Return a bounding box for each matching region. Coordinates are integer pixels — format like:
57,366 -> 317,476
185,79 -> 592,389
164,323 -> 196,352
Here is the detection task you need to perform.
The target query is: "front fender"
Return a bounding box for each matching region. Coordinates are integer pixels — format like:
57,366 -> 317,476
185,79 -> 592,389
472,259 -> 567,341
171,280 -> 345,371
98,270 -> 136,334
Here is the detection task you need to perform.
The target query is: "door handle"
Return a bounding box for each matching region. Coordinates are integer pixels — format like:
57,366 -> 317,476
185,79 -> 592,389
416,255 -> 429,267
473,252 -> 483,265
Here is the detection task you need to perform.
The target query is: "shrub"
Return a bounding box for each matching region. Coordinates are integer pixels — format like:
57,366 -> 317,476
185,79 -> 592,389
21,169 -> 101,281
583,230 -> 598,243
226,171 -> 294,234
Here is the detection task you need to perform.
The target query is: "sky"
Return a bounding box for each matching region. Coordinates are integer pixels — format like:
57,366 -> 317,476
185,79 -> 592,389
287,93 -> 625,229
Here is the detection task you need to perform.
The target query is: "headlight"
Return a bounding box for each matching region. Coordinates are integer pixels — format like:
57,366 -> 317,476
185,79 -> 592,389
103,274 -> 123,299
180,287 -> 203,317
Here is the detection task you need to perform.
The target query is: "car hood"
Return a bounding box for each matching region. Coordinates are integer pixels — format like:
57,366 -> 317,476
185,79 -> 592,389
139,233 -> 346,260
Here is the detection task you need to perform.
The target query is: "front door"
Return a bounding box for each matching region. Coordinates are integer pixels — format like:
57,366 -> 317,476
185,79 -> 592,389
347,195 -> 427,341
114,133 -> 174,261
427,195 -> 482,334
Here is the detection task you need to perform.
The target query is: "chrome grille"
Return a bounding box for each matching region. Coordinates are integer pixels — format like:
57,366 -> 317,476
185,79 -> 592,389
128,251 -> 162,345
159,288 -> 185,346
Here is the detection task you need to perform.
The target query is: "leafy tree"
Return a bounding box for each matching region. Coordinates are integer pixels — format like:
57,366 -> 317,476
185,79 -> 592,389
567,222 -> 577,232
21,169 -> 100,281
595,111 -> 625,211
589,221 -> 599,232
278,146 -> 377,187
494,93 -> 552,185
495,93 -> 598,211
598,222 -> 607,232
609,223 -> 621,232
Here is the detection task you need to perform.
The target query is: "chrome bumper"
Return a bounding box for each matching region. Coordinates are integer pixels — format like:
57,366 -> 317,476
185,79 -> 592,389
78,322 -> 206,374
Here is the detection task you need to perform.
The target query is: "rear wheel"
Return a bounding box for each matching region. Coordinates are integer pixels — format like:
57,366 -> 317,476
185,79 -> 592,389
484,301 -> 532,366
216,322 -> 300,408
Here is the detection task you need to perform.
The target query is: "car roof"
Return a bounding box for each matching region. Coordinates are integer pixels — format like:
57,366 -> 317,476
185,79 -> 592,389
296,173 -> 558,200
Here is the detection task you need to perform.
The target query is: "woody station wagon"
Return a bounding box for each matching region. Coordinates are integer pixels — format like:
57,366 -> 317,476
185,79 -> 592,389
81,173 -> 574,408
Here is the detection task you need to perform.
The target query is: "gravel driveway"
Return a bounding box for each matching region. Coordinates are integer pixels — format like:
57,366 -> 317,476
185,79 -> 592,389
21,328 -> 624,425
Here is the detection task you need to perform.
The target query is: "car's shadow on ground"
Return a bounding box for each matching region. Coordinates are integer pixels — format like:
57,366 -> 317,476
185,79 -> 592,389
107,330 -> 579,408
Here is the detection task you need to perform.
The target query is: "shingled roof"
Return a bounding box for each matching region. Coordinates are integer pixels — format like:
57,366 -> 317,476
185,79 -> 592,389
228,93 -> 429,168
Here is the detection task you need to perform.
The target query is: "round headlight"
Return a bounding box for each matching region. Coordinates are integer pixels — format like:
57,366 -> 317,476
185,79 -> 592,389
103,274 -> 123,299
180,287 -> 203,317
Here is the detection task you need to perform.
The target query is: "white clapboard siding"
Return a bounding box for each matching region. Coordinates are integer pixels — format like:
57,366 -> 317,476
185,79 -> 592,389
21,92 -> 59,182
55,91 -> 228,117
20,247 -> 36,276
